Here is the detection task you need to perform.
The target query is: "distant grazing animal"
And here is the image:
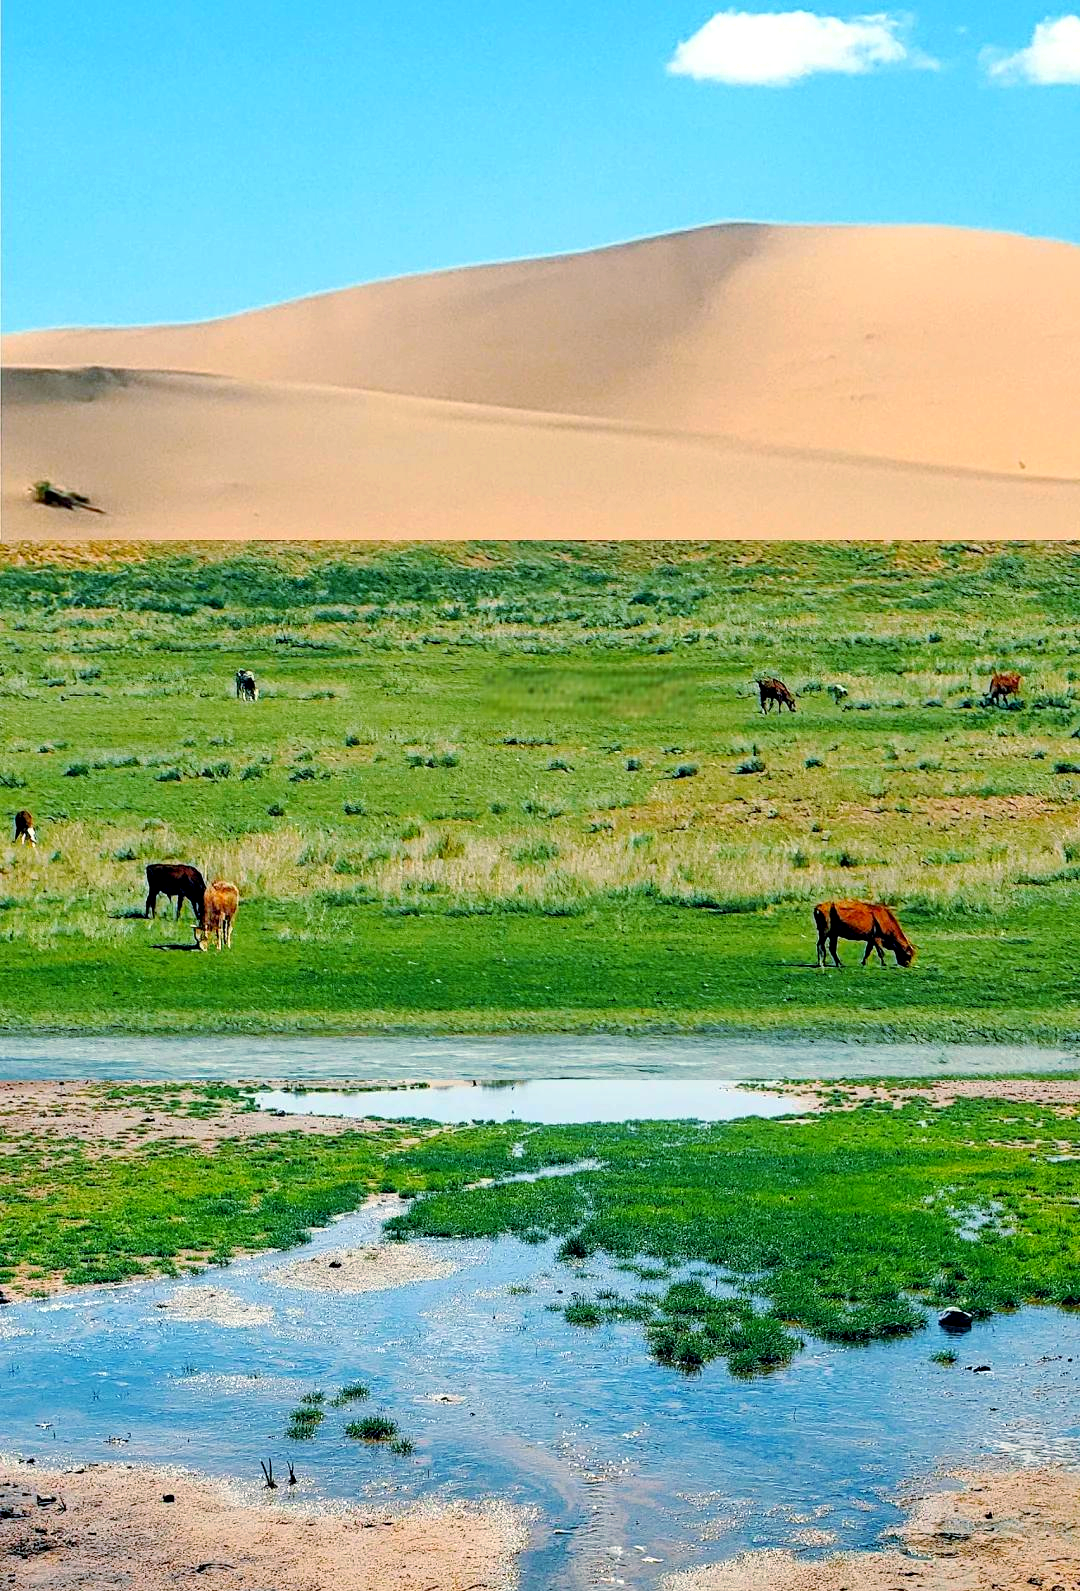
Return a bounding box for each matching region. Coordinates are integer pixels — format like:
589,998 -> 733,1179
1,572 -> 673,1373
13,809 -> 36,846
145,863 -> 206,925
756,677 -> 797,714
987,671 -> 1021,706
814,899 -> 916,969
195,879 -> 239,950
235,669 -> 258,702
826,684 -> 848,704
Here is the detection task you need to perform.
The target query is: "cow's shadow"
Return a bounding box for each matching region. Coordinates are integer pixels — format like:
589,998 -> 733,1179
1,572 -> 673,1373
150,942 -> 202,953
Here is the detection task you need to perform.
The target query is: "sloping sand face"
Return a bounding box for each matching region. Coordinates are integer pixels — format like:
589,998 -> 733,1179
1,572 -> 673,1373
3,223 -> 1079,540
3,367 -> 1078,541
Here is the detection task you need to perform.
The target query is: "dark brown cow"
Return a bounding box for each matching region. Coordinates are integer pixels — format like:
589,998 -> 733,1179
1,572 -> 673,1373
13,809 -> 36,846
145,863 -> 206,924
757,678 -> 797,714
195,879 -> 239,950
814,899 -> 916,969
987,671 -> 1021,706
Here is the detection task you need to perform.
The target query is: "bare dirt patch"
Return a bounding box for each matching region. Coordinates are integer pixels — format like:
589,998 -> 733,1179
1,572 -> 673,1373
0,1459 -> 527,1590
783,1076 -> 1080,1112
661,1467 -> 1080,1590
0,1080 -> 374,1158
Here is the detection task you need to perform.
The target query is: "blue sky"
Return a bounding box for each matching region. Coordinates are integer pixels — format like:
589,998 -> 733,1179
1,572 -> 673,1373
3,2 -> 1078,330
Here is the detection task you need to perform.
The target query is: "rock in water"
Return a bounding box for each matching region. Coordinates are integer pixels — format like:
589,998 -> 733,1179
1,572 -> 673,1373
939,1307 -> 974,1333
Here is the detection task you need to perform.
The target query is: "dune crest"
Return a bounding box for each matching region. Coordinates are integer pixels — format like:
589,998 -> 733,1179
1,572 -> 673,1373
4,223 -> 1079,540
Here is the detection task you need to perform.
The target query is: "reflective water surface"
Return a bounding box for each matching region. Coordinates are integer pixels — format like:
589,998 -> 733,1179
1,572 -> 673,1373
256,1078 -> 814,1123
3,1203 -> 1078,1590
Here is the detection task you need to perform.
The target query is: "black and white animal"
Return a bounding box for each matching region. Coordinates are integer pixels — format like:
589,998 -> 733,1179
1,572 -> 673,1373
14,809 -> 37,846
235,669 -> 258,702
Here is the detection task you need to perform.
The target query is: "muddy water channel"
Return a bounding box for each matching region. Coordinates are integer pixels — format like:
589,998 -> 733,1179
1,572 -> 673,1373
4,1201 -> 1079,1590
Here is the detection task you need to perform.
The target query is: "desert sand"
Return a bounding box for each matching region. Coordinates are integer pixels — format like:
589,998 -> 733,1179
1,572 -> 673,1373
4,223 -> 1079,541
0,1460 -> 528,1589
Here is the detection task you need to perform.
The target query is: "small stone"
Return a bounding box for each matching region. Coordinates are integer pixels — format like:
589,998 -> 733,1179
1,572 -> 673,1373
162,1493 -> 175,1503
938,1308 -> 974,1333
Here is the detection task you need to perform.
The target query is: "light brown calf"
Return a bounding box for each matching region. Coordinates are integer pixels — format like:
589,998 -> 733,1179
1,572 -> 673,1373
194,880 -> 239,951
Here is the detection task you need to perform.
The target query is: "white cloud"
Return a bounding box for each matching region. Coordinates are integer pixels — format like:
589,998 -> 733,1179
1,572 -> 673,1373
983,14 -> 1080,84
667,9 -> 934,86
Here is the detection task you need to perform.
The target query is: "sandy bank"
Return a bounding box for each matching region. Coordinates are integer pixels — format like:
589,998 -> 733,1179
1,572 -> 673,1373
0,1459 -> 527,1589
151,1286 -> 273,1328
661,1467 -> 1080,1590
269,1242 -> 460,1295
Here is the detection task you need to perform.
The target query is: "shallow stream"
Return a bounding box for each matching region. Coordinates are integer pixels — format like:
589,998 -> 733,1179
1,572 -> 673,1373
1,1033 -> 1077,1082
3,1203 -> 1078,1589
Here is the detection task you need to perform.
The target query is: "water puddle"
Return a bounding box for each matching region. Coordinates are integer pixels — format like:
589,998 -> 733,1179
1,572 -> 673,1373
2,1034 -> 1076,1082
255,1079 -> 813,1123
3,1205 -> 1079,1590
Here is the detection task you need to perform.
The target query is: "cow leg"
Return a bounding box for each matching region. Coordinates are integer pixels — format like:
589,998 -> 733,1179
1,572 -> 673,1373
829,932 -> 842,968
146,890 -> 157,919
175,895 -> 184,921
876,940 -> 886,966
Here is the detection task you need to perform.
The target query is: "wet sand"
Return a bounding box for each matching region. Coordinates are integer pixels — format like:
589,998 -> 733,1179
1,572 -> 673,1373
0,1459 -> 528,1589
269,1239 -> 460,1295
661,1468 -> 1080,1590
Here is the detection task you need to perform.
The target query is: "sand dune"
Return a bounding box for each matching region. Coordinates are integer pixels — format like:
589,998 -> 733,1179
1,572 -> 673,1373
5,366 -> 1078,541
4,223 -> 1079,540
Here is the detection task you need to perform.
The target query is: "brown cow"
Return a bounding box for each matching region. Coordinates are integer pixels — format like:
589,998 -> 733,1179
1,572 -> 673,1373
13,809 -> 36,846
814,899 -> 916,969
146,863 -> 206,924
987,671 -> 1021,706
195,879 -> 239,950
757,678 -> 796,714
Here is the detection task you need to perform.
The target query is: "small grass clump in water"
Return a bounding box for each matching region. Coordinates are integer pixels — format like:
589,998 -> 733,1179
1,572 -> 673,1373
286,1391 -> 326,1440
345,1414 -> 398,1442
931,1349 -> 959,1365
330,1381 -> 370,1406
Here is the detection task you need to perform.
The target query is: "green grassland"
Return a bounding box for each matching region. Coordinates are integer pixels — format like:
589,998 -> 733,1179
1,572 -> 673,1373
2,1081 -> 1078,1375
1,540 -> 1078,1039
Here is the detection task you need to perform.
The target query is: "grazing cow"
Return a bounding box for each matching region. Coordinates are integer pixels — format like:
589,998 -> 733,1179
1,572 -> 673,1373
814,899 -> 916,969
145,863 -> 206,924
13,809 -> 36,846
756,677 -> 797,714
235,669 -> 258,702
195,879 -> 239,950
987,671 -> 1021,707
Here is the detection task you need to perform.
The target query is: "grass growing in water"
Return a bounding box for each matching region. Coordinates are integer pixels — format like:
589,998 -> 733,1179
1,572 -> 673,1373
330,1381 -> 370,1406
345,1414 -> 398,1442
2,1078 -> 1079,1377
